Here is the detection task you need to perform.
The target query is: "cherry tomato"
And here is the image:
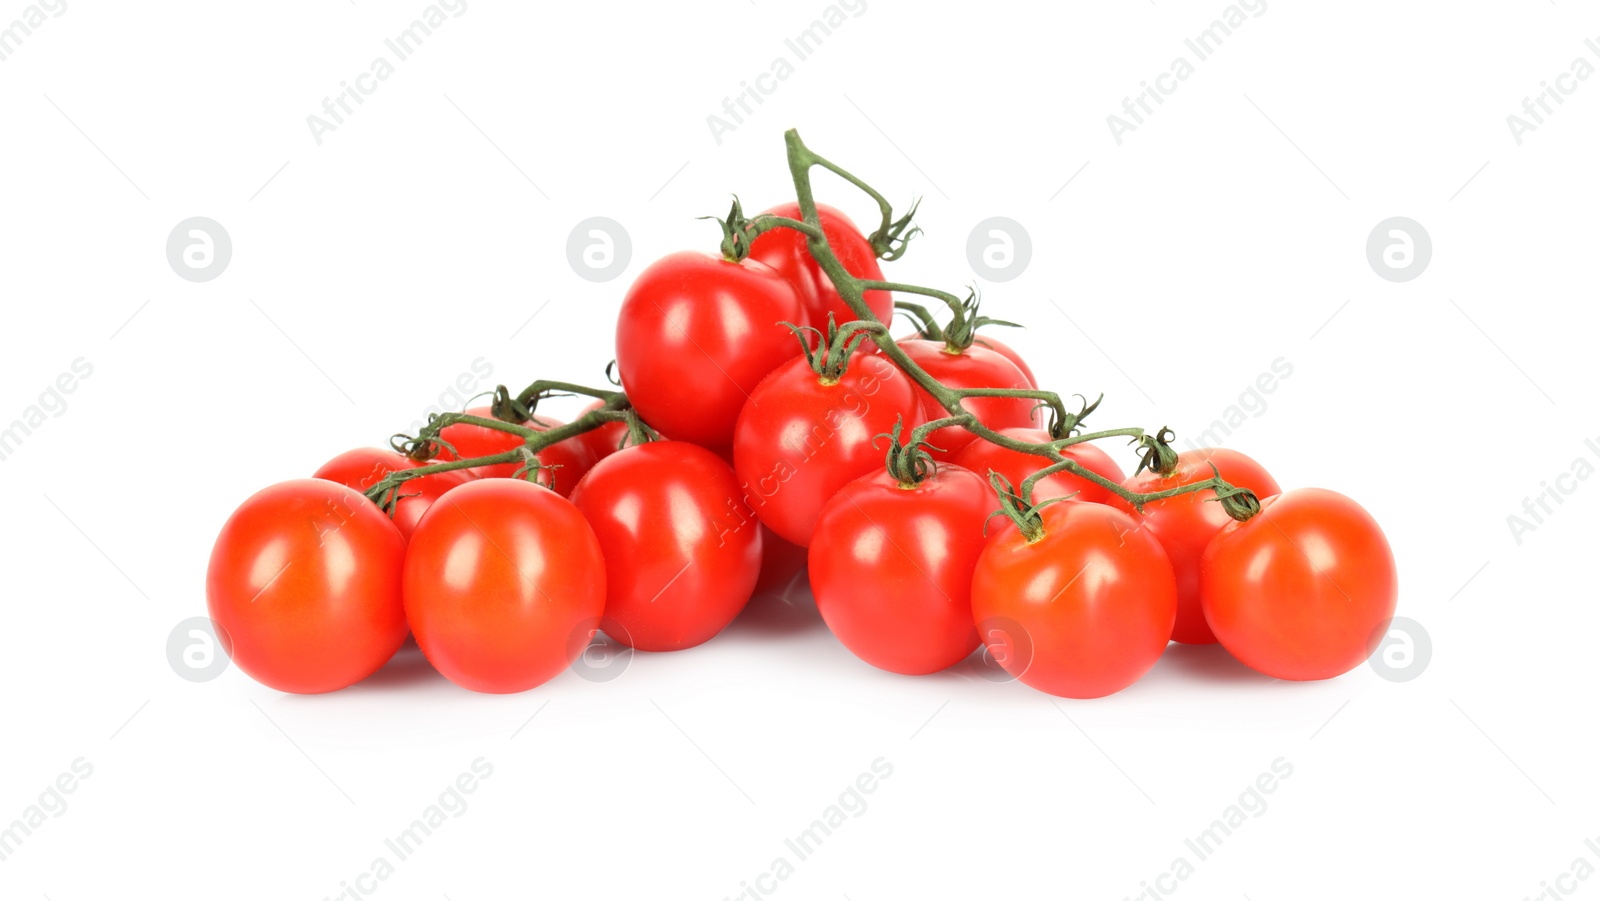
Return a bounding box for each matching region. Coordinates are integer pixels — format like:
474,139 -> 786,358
206,479 -> 408,693
313,448 -> 473,541
733,351 -> 922,546
615,251 -> 802,447
574,398 -> 631,462
972,333 -> 1037,388
569,441 -> 761,651
403,478 -> 605,693
748,202 -> 892,329
807,464 -> 990,675
899,339 -> 1038,457
950,428 -> 1127,506
436,406 -> 595,495
972,501 -> 1176,698
1113,448 -> 1281,645
1201,488 -> 1397,681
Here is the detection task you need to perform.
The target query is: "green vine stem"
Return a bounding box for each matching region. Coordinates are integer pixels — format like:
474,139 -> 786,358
759,128 -> 1255,519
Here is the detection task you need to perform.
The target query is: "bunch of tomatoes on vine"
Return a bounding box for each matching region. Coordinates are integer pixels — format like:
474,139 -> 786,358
206,130 -> 1398,700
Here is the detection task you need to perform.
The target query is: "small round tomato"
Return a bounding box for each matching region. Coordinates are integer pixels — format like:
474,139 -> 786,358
808,463 -> 990,675
403,478 -> 605,693
615,251 -> 802,447
206,480 -> 408,693
972,332 -> 1036,388
569,441 -> 761,651
574,398 -> 631,462
1201,488 -> 1397,681
972,501 -> 1176,699
435,406 -> 595,495
1114,448 -> 1281,645
748,202 -> 892,329
899,339 -> 1038,457
733,351 -> 921,546
313,447 -> 473,540
950,429 -> 1126,506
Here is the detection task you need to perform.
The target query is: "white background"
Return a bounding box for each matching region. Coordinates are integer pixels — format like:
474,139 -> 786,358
3,1 -> 1597,899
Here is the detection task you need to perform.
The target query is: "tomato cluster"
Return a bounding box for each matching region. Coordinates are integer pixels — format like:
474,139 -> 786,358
205,162 -> 1398,700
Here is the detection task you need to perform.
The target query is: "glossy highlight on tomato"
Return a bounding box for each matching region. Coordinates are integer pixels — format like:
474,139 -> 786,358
808,464 -> 990,674
615,251 -> 802,447
1114,448 -> 1281,645
1201,488 -> 1397,681
403,478 -> 605,693
748,202 -> 892,329
206,479 -> 408,694
971,501 -> 1176,698
733,351 -> 922,546
569,441 -> 762,651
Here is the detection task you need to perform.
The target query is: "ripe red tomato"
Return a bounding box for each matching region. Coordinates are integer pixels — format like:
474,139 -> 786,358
972,333 -> 1037,388
1114,448 -> 1281,645
807,464 -> 990,674
574,398 -> 631,462
615,251 -> 802,447
436,406 -> 595,495
1201,488 -> 1397,681
971,501 -> 1176,698
313,447 -> 473,541
206,479 -> 408,693
748,202 -> 892,328
899,339 -> 1039,457
733,352 -> 922,546
403,478 -> 605,693
950,428 -> 1126,506
569,442 -> 761,651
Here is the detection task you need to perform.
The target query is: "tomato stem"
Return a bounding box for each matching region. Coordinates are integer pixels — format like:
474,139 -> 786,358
774,128 -> 1243,514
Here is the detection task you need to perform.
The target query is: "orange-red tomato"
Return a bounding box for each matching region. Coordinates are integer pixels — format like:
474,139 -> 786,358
435,405 -> 595,495
972,501 -> 1176,698
733,351 -> 922,546
1201,488 -> 1397,681
402,478 -> 605,693
569,442 -> 762,651
615,251 -> 802,447
808,464 -> 990,675
206,480 -> 408,693
1114,448 -> 1281,645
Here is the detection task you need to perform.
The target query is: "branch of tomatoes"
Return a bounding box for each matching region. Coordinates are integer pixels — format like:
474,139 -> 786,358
362,381 -> 633,512
725,128 -> 1261,527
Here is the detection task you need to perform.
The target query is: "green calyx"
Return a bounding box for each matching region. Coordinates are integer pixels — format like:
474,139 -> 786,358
783,314 -> 885,382
875,418 -> 940,486
1132,426 -> 1180,477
